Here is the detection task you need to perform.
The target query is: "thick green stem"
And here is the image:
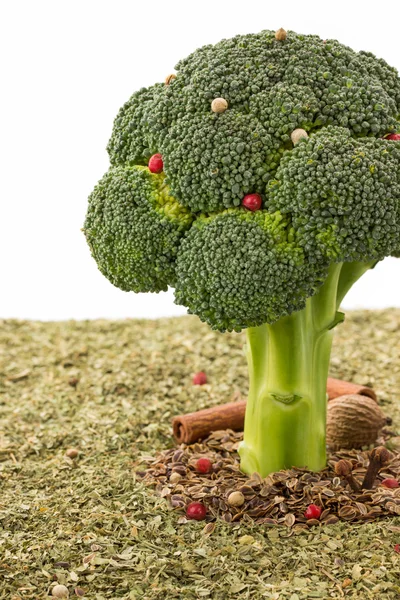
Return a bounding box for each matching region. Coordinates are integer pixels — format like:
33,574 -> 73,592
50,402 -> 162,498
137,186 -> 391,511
239,261 -> 377,477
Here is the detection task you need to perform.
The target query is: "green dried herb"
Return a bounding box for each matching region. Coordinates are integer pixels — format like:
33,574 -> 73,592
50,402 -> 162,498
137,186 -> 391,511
0,311 -> 399,599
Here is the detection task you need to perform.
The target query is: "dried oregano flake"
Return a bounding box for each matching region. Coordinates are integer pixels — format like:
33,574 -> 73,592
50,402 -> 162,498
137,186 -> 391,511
0,310 -> 399,598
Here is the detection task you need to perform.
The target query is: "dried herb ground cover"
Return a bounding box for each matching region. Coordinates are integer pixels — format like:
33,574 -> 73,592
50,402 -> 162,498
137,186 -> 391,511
0,311 -> 400,599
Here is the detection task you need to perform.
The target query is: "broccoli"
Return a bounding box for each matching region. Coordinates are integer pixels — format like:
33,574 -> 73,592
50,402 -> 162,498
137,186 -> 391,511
84,29 -> 400,477
84,166 -> 193,292
174,209 -> 328,331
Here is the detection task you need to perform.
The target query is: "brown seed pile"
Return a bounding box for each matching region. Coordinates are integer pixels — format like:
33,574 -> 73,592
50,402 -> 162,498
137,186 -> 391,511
140,429 -> 400,529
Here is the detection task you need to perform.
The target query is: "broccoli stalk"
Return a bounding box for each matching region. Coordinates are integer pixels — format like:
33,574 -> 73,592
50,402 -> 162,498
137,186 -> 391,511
239,261 -> 377,476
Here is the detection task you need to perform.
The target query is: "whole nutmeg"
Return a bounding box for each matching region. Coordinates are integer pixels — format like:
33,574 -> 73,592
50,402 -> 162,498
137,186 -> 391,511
291,128 -> 309,145
211,98 -> 228,113
65,448 -> 79,459
275,28 -> 287,41
165,73 -> 176,85
327,394 -> 387,450
227,491 -> 245,507
52,584 -> 69,598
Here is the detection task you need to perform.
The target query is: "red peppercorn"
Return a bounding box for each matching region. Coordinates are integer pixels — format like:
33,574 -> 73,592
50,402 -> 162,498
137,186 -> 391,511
394,544 -> 400,553
386,133 -> 400,141
148,153 -> 164,173
304,504 -> 322,520
192,371 -> 207,385
196,457 -> 213,474
186,502 -> 207,520
242,193 -> 262,212
381,478 -> 399,488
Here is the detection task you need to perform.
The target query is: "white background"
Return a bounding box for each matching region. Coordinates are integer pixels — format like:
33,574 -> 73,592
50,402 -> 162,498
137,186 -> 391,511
1,0 -> 399,321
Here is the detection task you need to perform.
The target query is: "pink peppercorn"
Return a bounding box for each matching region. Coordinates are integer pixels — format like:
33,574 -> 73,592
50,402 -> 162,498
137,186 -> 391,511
381,478 -> 399,489
242,193 -> 262,211
148,153 -> 164,173
193,372 -> 207,385
304,504 -> 322,520
186,502 -> 207,520
196,458 -> 213,474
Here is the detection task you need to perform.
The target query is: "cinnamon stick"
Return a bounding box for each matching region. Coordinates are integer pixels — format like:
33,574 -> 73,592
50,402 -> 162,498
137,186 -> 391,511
172,377 -> 377,444
173,400 -> 247,445
326,377 -> 376,401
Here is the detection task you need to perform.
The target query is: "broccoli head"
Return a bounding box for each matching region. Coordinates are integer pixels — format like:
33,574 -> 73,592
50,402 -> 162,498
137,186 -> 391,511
87,28 -> 399,332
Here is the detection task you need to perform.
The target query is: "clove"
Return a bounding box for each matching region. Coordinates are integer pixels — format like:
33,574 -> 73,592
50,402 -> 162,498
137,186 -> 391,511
334,459 -> 361,492
361,446 -> 391,490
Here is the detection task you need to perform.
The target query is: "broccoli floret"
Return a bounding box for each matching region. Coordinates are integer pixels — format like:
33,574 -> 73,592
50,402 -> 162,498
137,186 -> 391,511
175,209 -> 328,332
249,83 -> 319,142
107,84 -> 164,166
267,126 -> 400,261
161,111 -> 282,212
84,166 -> 193,292
358,50 -> 400,106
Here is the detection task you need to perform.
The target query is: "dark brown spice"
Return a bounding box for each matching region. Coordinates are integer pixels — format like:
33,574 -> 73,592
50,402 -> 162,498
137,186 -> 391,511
334,459 -> 361,492
362,446 -> 391,489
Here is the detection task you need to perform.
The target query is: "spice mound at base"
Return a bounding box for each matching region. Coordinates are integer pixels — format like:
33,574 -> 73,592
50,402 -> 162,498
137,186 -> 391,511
140,430 -> 400,528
